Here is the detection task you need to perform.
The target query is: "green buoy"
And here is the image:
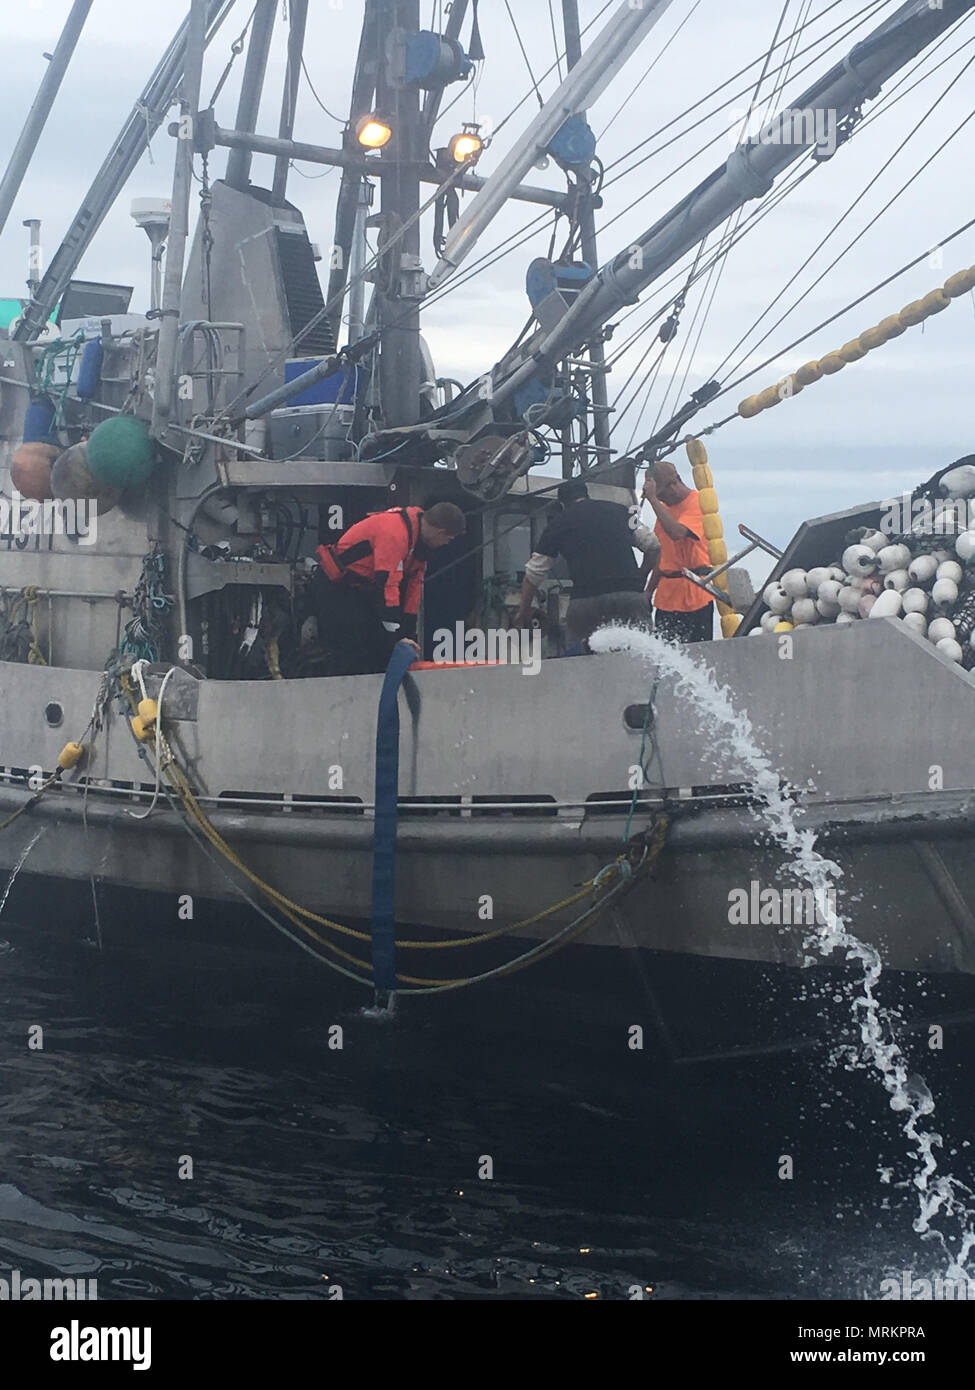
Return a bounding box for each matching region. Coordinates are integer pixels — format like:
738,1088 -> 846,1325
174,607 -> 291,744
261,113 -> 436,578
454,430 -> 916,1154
86,415 -> 154,490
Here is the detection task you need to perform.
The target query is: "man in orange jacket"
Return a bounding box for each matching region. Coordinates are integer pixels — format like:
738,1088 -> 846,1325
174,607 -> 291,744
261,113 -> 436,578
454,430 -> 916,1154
312,501 -> 466,674
643,459 -> 714,642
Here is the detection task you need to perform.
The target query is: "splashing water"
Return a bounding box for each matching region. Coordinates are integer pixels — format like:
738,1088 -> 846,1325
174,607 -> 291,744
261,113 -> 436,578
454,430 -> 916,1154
0,827 -> 46,920
590,626 -> 975,1278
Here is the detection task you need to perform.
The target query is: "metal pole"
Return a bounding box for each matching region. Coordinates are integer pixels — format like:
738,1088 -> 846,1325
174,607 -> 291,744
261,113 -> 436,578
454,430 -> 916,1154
377,0 -> 424,427
325,0 -> 381,341
347,180 -> 373,345
23,220 -> 42,295
224,0 -> 278,190
213,125 -> 567,205
562,0 -> 614,476
152,0 -> 208,441
0,0 -> 93,240
271,0 -> 309,204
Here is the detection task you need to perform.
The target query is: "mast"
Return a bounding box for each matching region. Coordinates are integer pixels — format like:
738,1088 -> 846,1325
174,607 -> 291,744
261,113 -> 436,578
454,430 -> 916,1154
0,0 -> 93,241
224,0 -> 277,191
376,0 -> 424,427
325,0 -> 382,344
152,0 -> 208,442
489,0 -> 975,412
271,0 -> 309,206
562,0 -> 613,478
12,0 -> 233,342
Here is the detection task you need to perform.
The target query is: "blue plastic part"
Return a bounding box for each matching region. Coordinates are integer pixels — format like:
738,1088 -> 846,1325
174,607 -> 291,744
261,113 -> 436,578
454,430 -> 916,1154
369,640 -> 418,991
23,397 -> 57,444
513,376 -> 550,420
284,360 -> 360,407
406,30 -> 473,88
548,115 -> 597,168
525,257 -> 593,308
76,338 -> 104,401
525,259 -> 553,309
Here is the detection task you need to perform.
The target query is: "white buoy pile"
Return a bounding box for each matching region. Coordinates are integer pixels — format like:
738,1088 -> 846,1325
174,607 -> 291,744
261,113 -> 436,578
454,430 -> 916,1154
751,524 -> 975,667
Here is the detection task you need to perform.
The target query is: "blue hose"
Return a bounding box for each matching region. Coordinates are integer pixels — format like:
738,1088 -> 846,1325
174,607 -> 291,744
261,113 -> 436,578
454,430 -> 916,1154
369,641 -> 417,990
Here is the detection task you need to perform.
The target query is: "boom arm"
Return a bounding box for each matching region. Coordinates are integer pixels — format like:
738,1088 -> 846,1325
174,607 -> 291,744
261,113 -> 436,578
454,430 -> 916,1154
487,0 -> 975,409
426,0 -> 675,291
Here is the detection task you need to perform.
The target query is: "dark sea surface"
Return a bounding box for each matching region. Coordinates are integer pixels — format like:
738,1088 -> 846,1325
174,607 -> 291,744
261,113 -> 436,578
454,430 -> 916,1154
1,889 -> 973,1303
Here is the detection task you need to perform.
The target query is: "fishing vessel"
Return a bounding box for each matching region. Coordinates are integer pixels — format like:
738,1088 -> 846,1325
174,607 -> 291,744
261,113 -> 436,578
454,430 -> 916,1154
2,0 -> 975,1054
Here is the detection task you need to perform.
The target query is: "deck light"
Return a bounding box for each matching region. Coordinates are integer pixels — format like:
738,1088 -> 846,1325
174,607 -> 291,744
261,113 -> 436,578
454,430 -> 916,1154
448,123 -> 484,164
355,114 -> 393,150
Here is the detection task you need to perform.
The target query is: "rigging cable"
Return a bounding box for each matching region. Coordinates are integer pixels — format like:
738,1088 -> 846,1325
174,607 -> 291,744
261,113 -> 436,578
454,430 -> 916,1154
207,2 -> 259,109
300,55 -> 345,125
768,0 -> 815,107
489,0 -> 616,139
596,0 -> 703,140
673,212 -> 975,440
599,20 -> 975,443
581,3 -> 892,271
432,64 -> 478,134
634,0 -> 796,446
422,205 -> 975,600
716,45 -> 975,387
601,0 -> 890,182
598,18 -> 975,373
548,0 -> 563,83
594,0 -> 892,242
504,0 -> 545,109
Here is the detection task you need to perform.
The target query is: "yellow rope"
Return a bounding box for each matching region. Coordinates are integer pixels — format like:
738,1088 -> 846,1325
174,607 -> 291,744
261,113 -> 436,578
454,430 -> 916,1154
167,759 -> 642,986
152,716 -> 621,951
22,586 -> 48,666
118,673 -> 667,988
266,637 -> 283,680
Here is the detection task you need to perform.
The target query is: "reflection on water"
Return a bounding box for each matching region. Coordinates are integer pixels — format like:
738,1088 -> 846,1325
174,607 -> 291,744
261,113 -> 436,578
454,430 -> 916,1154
0,911 -> 972,1301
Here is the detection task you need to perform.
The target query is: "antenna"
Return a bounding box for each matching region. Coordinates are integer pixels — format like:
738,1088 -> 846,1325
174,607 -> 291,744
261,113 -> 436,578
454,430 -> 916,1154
130,198 -> 172,312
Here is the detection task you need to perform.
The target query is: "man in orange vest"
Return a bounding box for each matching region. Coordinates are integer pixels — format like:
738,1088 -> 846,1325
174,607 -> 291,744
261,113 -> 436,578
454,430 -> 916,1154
643,459 -> 714,642
312,501 -> 466,674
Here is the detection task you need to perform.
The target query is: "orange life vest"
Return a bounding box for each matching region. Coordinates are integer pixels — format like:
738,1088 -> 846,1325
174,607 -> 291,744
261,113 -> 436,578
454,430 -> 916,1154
653,490 -> 713,613
317,506 -> 426,620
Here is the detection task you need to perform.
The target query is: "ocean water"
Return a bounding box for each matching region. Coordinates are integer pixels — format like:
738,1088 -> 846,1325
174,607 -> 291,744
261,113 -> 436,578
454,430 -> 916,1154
1,900 -> 972,1303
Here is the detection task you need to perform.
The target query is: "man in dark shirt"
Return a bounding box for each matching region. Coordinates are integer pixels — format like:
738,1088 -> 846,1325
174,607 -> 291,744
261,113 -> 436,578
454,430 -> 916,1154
513,478 -> 659,649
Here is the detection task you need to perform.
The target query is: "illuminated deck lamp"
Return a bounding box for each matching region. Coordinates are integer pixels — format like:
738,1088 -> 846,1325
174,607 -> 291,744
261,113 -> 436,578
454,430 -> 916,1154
448,123 -> 484,164
355,114 -> 394,150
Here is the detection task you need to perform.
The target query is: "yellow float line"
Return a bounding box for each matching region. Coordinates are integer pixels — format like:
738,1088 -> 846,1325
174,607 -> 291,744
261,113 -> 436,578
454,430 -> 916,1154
737,261 -> 975,420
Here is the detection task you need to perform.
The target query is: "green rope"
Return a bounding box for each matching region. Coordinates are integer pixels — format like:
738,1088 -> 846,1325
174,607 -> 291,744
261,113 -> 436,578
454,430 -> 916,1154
33,330 -> 85,429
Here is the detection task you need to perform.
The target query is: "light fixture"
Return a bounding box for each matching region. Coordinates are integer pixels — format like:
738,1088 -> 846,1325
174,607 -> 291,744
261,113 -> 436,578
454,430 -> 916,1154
355,114 -> 393,150
448,123 -> 484,164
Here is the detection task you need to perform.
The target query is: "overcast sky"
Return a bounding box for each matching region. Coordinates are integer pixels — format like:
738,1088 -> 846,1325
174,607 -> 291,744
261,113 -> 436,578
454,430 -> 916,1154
2,0 -> 974,571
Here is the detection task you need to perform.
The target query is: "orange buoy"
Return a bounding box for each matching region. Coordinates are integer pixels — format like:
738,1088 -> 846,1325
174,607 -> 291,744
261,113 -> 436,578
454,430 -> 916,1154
10,442 -> 59,501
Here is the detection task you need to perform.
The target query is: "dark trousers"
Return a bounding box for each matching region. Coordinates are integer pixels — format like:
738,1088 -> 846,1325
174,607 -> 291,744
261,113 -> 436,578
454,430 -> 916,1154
654,603 -> 714,643
565,591 -> 652,652
310,571 -> 397,675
